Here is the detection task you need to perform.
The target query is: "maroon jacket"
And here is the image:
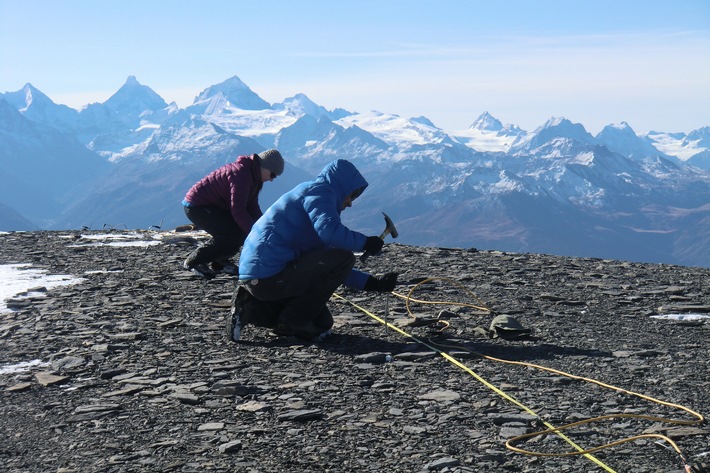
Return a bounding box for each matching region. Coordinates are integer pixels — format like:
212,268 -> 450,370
183,154 -> 263,233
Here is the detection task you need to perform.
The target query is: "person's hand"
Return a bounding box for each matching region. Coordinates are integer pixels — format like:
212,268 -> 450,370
364,272 -> 398,292
363,236 -> 384,254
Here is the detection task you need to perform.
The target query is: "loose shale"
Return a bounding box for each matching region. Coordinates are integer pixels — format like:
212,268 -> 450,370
1,230 -> 708,473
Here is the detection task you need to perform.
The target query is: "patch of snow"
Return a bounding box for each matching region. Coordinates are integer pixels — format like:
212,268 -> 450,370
152,230 -> 208,241
67,232 -> 163,247
450,128 -> 515,152
79,232 -> 146,240
64,230 -> 208,248
0,263 -> 84,314
206,107 -> 297,137
651,313 -> 710,321
0,359 -> 50,375
68,240 -> 160,248
135,123 -> 160,133
644,132 -> 700,161
491,171 -> 524,193
571,151 -> 595,165
337,111 -> 446,146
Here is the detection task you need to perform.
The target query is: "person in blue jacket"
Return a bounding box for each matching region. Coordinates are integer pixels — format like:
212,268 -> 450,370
229,159 -> 397,342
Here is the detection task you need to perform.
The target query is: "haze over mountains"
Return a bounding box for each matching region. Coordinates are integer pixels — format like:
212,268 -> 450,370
1,76 -> 709,267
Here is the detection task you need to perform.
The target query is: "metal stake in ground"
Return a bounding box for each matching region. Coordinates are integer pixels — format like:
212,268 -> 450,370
384,288 -> 390,338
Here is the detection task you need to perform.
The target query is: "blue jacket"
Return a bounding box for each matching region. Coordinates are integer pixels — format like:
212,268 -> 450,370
238,159 -> 370,289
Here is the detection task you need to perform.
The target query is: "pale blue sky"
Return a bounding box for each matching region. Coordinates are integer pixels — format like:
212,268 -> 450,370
1,0 -> 708,134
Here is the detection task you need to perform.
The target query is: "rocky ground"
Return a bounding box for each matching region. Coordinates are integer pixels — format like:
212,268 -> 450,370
1,230 -> 708,473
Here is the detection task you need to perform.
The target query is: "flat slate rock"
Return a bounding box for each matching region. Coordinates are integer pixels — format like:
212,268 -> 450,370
34,372 -> 69,386
1,230 -> 709,473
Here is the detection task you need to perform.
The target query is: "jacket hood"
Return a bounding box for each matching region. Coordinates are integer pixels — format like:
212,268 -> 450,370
315,159 -> 368,204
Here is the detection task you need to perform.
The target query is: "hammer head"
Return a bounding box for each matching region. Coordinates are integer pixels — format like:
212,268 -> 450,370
381,212 -> 399,239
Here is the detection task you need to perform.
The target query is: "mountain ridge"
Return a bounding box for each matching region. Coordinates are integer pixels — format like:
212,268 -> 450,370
1,75 -> 709,267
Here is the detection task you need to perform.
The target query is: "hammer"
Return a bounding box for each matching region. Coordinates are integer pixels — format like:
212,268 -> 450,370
360,212 -> 399,262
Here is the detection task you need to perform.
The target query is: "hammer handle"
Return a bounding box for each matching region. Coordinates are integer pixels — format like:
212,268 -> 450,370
359,251 -> 371,263
361,216 -> 394,262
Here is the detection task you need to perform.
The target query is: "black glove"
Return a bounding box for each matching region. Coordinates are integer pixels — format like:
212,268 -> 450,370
364,272 -> 398,292
363,236 -> 384,254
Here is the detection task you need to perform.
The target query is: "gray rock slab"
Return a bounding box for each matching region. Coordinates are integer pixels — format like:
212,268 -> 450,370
34,372 -> 69,386
1,231 -> 708,473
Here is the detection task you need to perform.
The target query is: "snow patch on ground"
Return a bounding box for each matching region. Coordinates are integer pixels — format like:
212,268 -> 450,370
0,359 -> 50,375
0,264 -> 84,314
65,232 -> 163,247
68,240 -> 161,248
651,313 -> 710,321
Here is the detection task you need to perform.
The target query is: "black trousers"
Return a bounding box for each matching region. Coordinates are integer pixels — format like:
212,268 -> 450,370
242,248 -> 355,337
184,206 -> 247,266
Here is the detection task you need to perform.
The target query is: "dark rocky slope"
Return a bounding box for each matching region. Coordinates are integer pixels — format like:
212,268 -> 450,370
1,231 -> 708,473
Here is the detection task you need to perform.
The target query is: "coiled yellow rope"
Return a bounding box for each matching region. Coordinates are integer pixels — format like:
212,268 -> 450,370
334,277 -> 704,473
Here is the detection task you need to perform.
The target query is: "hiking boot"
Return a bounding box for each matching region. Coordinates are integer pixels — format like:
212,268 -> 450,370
228,285 -> 260,342
211,260 -> 238,276
314,329 -> 332,342
226,309 -> 241,342
183,260 -> 216,280
273,323 -> 294,337
227,290 -> 245,342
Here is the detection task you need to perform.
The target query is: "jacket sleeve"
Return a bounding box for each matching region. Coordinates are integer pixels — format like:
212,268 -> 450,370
303,190 -> 367,251
246,196 -> 262,224
343,268 -> 370,290
228,168 -> 257,234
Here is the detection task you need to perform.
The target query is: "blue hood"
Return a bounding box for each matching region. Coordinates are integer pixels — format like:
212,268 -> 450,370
315,159 -> 368,212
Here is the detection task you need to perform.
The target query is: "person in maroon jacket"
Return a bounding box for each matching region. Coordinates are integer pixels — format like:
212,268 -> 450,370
182,149 -> 284,279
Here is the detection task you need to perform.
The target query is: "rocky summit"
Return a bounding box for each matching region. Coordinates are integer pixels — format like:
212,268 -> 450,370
1,230 -> 708,473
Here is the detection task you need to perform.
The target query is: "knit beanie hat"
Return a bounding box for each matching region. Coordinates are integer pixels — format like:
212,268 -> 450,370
256,149 -> 285,176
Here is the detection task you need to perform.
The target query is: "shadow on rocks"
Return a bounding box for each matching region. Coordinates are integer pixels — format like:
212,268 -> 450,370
238,332 -> 415,355
235,329 -> 612,362
437,338 -> 614,362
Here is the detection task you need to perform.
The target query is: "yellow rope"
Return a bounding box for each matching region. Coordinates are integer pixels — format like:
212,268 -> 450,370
333,293 -> 617,472
333,278 -> 704,473
394,277 -> 492,315
429,338 -> 702,468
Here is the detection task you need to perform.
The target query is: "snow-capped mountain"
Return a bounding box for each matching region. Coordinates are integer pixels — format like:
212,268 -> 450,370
470,111 -> 503,132
0,83 -> 78,132
272,93 -> 352,122
511,117 -> 596,154
449,111 -> 523,153
643,127 -> 710,169
103,75 -> 168,117
190,76 -> 271,112
595,122 -> 671,161
1,76 -> 709,267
